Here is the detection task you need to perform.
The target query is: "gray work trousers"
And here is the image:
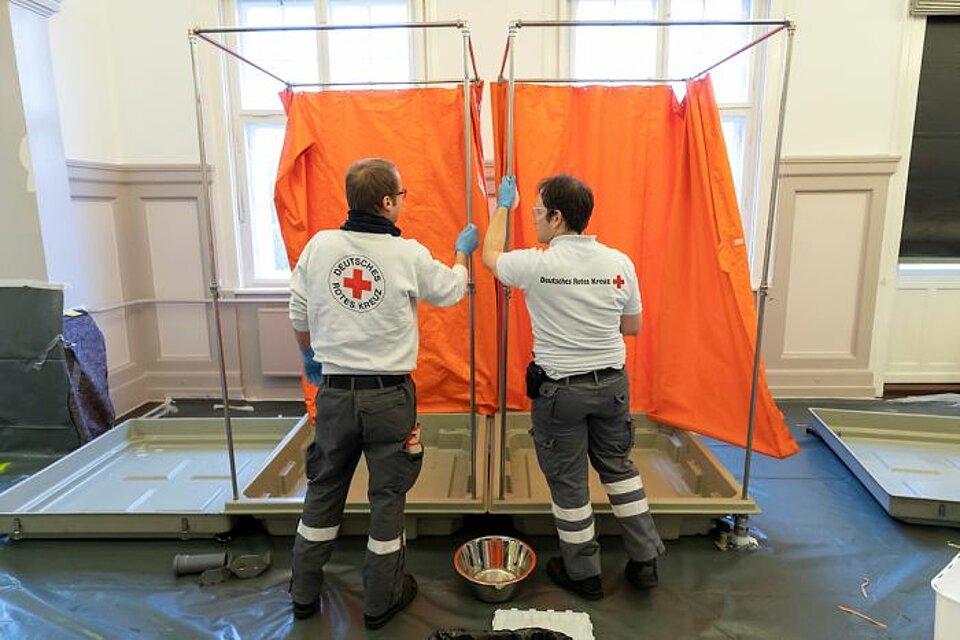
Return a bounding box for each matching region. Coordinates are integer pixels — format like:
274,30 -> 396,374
531,369 -> 664,580
290,378 -> 421,617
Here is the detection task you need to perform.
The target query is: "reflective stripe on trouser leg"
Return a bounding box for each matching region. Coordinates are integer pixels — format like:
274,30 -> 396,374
602,471 -> 664,561
290,386 -> 362,605
582,370 -> 664,563
552,501 -> 598,575
531,384 -> 599,581
360,380 -> 421,618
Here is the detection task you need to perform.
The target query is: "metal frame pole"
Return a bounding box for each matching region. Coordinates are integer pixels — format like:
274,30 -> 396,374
500,17 -> 796,534
497,25 -> 517,501
513,18 -> 790,29
195,32 -> 289,87
189,32 -> 240,502
735,22 -> 796,536
289,78 -> 467,88
194,21 -> 466,35
462,26 -> 478,499
191,19 -> 477,504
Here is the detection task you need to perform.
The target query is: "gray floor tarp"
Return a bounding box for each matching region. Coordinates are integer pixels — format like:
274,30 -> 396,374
0,399 -> 956,639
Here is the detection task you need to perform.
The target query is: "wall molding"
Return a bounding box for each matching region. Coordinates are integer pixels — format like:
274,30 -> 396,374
71,155 -> 924,407
885,284 -> 960,383
66,160 -> 210,185
764,155 -> 899,398
10,0 -> 61,18
145,371 -> 243,399
780,155 -> 900,177
108,365 -> 148,417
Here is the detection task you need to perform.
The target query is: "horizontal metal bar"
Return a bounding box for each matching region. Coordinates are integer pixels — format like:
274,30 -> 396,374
289,78 -> 478,89
503,76 -> 690,85
192,20 -> 464,35
512,19 -> 791,29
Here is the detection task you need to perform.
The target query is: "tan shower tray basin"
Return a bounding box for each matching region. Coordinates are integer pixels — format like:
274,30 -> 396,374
489,413 -> 759,539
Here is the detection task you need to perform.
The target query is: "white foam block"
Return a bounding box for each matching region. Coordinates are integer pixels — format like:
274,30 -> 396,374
493,608 -> 594,640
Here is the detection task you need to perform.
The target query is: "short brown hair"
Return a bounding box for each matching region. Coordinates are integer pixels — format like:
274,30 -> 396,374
345,158 -> 400,213
538,174 -> 593,233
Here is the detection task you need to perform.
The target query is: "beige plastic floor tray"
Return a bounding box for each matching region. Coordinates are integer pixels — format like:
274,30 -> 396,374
0,417 -> 305,539
1,412 -> 757,540
233,413 -> 487,537
490,413 -> 758,539
809,408 -> 960,527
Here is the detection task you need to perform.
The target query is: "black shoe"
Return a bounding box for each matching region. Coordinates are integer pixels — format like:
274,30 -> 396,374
364,574 -> 418,630
292,598 -> 320,620
626,558 -> 659,589
546,557 -> 603,600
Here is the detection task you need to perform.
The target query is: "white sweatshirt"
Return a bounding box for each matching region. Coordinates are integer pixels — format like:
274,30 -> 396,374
289,229 -> 467,374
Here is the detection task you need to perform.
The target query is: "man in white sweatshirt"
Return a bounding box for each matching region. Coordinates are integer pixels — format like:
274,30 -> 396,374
288,157 -> 478,629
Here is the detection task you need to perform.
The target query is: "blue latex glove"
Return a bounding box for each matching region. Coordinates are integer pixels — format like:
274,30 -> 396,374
301,349 -> 323,386
497,176 -> 517,210
455,223 -> 479,255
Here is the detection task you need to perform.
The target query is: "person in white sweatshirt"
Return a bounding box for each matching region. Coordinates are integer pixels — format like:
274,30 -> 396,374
288,157 -> 478,629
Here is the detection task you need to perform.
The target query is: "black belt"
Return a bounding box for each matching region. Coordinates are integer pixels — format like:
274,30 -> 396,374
321,374 -> 409,390
551,367 -> 622,385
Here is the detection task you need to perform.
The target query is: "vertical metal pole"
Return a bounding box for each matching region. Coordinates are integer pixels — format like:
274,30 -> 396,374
498,25 -> 517,500
738,23 -> 795,516
189,32 -> 240,502
462,27 -> 477,499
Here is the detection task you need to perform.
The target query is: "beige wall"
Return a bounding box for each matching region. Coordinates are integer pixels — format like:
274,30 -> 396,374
0,2 -> 48,281
36,0 -> 957,411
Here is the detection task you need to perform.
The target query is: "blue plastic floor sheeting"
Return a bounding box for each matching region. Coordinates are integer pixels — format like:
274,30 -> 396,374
0,399 -> 955,639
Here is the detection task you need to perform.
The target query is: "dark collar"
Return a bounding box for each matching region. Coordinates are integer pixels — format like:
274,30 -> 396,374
341,209 -> 402,236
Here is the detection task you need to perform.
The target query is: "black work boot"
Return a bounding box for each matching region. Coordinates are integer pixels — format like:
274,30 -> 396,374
292,597 -> 320,620
625,558 -> 659,589
364,574 -> 418,630
546,557 -> 603,600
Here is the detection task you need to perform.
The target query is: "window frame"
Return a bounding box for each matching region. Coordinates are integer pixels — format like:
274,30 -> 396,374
564,0 -> 770,267
222,0 -> 420,288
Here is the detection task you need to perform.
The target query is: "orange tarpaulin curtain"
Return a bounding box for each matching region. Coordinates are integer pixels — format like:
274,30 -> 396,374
275,85 -> 498,417
491,77 -> 798,459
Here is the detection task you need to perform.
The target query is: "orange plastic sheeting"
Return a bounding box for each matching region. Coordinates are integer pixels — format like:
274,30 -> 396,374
275,86 -> 497,416
491,78 -> 797,458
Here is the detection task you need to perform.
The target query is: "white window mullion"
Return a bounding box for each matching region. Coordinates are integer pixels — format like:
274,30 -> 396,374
657,0 -> 669,79
316,0 -> 330,84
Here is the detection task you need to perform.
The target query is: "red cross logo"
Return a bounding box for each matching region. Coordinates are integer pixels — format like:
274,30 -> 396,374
342,268 -> 372,299
613,275 -> 625,289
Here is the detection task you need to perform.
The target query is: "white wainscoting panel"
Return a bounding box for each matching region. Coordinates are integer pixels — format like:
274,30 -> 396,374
143,199 -> 205,298
763,157 -> 897,397
155,303 -> 210,360
886,279 -> 960,382
782,191 -> 869,358
95,307 -> 131,371
256,307 -> 301,377
143,199 -> 210,359
65,198 -> 124,310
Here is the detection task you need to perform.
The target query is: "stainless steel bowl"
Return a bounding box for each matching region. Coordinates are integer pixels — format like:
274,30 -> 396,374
454,535 -> 536,603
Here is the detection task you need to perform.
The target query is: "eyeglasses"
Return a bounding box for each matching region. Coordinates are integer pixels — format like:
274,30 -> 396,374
395,188 -> 408,197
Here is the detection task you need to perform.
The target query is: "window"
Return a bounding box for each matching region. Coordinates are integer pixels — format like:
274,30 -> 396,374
571,0 -> 763,254
900,16 -> 960,266
227,0 -> 413,285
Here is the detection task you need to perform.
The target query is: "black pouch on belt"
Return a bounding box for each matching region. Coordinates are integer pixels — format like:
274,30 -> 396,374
525,361 -> 547,399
